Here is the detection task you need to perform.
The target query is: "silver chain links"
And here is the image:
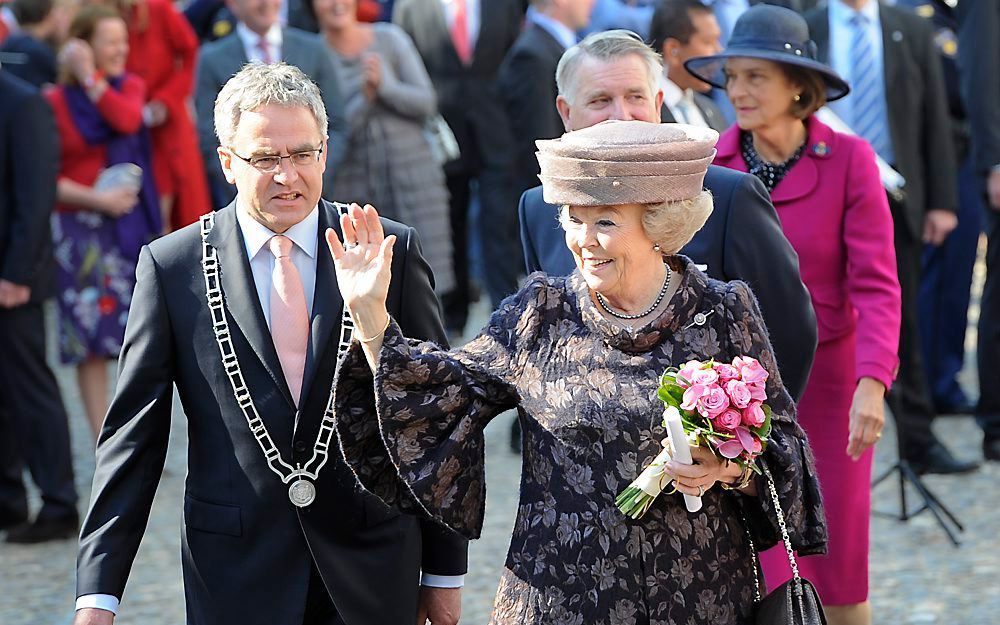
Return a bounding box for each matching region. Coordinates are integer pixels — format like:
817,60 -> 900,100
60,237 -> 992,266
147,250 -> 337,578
199,205 -> 355,505
743,463 -> 803,603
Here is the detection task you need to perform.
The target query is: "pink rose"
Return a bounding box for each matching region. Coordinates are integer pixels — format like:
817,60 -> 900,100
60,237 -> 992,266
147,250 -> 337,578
681,384 -> 708,411
748,383 -> 767,402
725,379 -> 752,409
742,401 -> 766,428
690,367 -> 720,386
697,385 -> 730,419
715,363 -> 740,384
735,357 -> 769,385
677,361 -> 703,388
714,408 -> 742,431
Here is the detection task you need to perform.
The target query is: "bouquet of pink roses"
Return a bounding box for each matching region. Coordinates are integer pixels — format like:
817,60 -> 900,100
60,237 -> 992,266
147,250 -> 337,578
616,356 -> 773,519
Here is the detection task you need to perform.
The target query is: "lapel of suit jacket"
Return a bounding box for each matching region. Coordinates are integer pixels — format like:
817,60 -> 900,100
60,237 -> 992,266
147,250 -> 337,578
878,6 -> 905,151
299,201 -> 344,405
205,202 -> 297,409
218,34 -> 250,82
424,0 -> 461,66
660,102 -> 677,124
281,29 -> 304,68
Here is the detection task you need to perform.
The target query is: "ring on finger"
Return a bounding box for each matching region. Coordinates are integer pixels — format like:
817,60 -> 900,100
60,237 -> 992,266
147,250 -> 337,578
697,485 -> 705,497
875,431 -> 883,439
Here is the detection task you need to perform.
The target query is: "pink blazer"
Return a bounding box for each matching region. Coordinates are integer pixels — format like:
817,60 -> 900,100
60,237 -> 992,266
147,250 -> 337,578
714,116 -> 901,389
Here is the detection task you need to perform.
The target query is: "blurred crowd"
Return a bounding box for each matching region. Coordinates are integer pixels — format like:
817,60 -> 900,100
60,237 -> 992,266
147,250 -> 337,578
0,0 -> 998,622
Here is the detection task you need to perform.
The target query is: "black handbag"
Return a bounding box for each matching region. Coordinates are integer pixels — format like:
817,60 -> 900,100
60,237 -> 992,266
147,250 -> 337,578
748,465 -> 827,625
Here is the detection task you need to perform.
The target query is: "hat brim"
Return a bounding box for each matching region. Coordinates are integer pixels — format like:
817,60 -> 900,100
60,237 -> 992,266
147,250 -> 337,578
684,50 -> 850,102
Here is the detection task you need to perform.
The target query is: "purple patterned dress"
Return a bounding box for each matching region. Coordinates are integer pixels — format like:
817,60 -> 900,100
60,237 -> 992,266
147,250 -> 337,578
334,257 -> 827,625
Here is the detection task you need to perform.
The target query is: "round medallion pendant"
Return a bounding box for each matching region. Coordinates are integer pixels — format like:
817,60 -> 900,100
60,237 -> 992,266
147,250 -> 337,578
288,479 -> 317,507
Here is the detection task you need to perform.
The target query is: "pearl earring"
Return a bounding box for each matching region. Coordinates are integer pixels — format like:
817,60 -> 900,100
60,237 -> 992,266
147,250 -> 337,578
793,94 -> 801,102
653,244 -> 662,252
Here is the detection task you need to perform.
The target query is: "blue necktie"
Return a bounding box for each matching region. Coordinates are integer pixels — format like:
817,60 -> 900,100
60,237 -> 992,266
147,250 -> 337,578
848,13 -> 892,161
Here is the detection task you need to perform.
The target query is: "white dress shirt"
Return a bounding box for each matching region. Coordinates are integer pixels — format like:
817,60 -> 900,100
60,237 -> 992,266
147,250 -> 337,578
661,74 -> 710,128
827,0 -> 894,163
439,0 -> 481,51
236,21 -> 284,63
76,203 -> 460,615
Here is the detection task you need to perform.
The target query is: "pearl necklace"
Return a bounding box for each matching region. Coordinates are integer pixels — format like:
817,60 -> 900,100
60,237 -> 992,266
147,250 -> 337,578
595,264 -> 672,320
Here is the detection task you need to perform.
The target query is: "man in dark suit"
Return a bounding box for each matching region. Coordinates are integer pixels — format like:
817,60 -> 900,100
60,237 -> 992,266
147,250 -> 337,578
394,0 -> 522,333
520,30 -> 817,402
896,0 -> 982,419
194,0 -> 347,208
73,64 -> 465,625
807,0 -> 976,475
957,0 -> 1000,462
649,0 -> 727,131
185,0 -> 318,42
0,68 -> 78,544
499,0 -> 594,204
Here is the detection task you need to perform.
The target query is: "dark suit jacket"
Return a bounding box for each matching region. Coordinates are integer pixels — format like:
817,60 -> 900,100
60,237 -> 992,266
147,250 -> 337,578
394,0 -> 522,175
957,0 -> 1000,175
660,91 -> 728,133
0,71 -> 58,302
806,3 -> 957,237
498,22 -> 567,197
0,34 -> 57,88
518,166 -> 817,400
76,200 -> 468,625
194,27 -> 348,204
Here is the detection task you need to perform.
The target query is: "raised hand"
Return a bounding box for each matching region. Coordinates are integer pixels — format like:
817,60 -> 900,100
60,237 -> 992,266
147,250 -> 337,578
326,204 -> 395,370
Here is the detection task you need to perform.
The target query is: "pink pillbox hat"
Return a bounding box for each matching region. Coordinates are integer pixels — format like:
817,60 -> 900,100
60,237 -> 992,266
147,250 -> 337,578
536,120 -> 718,206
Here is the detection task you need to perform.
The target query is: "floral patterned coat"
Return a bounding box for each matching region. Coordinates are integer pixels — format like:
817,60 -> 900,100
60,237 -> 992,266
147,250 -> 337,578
334,257 -> 827,625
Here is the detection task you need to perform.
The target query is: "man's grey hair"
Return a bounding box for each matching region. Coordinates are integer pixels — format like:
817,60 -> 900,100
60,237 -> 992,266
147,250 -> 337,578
555,30 -> 663,105
214,62 -> 328,147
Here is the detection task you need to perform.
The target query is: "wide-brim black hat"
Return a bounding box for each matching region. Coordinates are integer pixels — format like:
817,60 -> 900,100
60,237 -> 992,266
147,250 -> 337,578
684,4 -> 850,102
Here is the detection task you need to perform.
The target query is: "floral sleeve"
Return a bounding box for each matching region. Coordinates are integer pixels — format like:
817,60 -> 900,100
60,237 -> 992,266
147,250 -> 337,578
333,276 -> 549,539
724,280 -> 828,555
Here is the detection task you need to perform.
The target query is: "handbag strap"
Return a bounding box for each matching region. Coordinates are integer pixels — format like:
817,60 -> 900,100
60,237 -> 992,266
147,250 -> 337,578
746,463 -> 802,602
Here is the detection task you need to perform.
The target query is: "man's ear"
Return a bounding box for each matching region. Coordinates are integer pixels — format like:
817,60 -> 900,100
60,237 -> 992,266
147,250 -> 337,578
663,39 -> 682,67
319,136 -> 329,175
654,88 -> 665,113
556,95 -> 572,132
218,146 -> 237,185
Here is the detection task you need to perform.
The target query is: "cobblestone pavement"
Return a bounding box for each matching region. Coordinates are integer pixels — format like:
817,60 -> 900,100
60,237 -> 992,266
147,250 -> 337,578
1,297 -> 997,625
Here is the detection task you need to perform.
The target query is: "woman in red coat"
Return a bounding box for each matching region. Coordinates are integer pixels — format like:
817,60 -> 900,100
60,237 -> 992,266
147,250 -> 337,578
47,4 -> 162,437
91,0 -> 212,229
687,6 -> 901,625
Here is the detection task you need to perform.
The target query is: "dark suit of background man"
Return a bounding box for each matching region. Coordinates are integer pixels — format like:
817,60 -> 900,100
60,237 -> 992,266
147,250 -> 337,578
394,0 -> 522,334
73,63 -> 466,625
519,31 -> 817,403
894,0 -> 984,419
807,0 -> 976,475
499,0 -> 595,205
0,68 -> 78,543
650,0 -> 727,132
957,0 -> 1000,463
194,0 -> 347,209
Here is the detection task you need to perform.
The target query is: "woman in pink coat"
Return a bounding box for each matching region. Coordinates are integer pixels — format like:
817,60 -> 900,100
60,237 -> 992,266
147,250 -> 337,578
687,6 -> 901,625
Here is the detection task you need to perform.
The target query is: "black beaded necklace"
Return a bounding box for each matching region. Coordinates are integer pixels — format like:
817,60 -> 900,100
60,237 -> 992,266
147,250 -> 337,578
740,131 -> 806,193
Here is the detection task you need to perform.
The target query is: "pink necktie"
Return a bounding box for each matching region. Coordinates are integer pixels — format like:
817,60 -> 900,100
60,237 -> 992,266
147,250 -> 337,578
450,0 -> 472,65
269,235 -> 309,405
257,38 -> 273,64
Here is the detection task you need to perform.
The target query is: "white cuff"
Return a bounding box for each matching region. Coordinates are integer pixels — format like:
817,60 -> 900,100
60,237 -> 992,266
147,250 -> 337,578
76,594 -> 120,614
419,573 -> 465,588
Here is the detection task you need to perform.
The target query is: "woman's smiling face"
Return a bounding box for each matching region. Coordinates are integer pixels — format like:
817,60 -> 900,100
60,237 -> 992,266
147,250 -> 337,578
563,203 -> 662,304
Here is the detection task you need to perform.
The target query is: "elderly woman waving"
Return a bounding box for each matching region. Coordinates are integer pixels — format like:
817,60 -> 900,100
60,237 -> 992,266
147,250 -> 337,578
328,121 -> 826,625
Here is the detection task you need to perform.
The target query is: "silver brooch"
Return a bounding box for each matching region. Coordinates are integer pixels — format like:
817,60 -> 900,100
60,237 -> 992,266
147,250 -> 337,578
683,309 -> 715,330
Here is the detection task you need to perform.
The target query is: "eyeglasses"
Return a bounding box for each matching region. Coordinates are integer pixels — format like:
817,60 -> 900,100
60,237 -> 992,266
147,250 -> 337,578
229,146 -> 324,173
